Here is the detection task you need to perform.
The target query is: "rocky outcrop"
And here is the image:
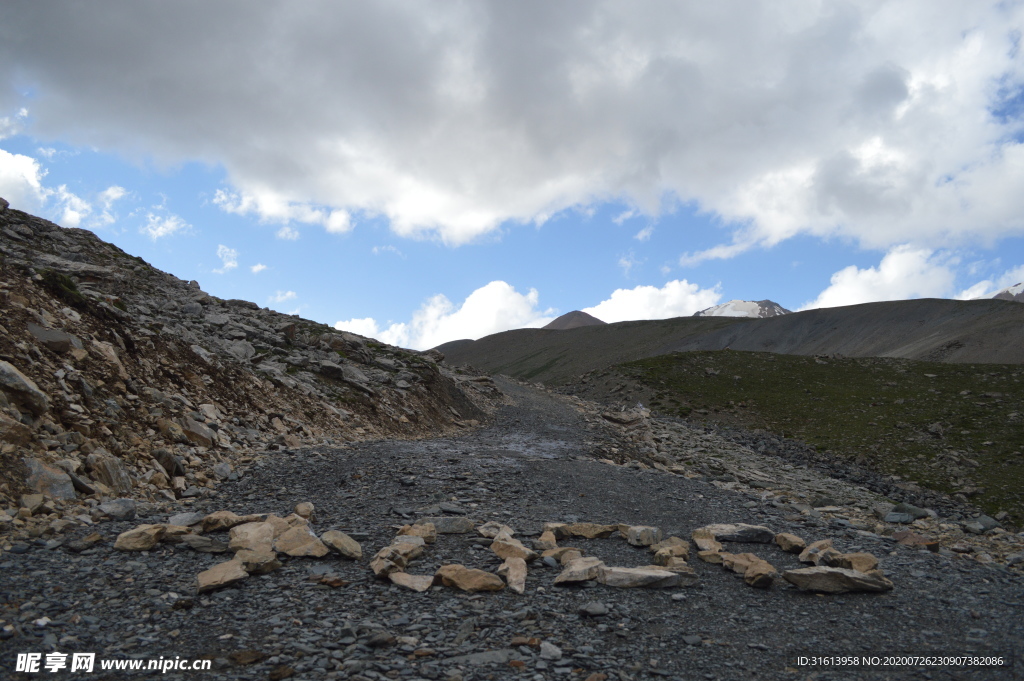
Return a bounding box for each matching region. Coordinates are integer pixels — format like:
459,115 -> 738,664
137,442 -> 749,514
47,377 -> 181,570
0,199 -> 501,516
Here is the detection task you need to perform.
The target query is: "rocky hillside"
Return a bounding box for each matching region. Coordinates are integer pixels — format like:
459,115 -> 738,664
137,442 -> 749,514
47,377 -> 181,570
0,197 -> 500,510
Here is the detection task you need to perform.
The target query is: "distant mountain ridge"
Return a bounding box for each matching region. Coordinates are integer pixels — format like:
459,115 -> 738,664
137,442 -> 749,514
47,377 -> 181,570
694,299 -> 791,318
542,310 -> 606,330
441,297 -> 1024,385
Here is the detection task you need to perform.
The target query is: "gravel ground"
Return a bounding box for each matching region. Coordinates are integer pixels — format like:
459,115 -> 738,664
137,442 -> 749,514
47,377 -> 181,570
2,379 -> 1022,681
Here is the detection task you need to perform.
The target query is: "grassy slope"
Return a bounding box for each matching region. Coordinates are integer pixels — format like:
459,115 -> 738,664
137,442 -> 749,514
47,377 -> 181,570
612,350 -> 1023,520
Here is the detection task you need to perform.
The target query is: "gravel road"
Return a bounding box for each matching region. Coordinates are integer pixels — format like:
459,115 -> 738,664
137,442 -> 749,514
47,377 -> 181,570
2,379 -> 1021,681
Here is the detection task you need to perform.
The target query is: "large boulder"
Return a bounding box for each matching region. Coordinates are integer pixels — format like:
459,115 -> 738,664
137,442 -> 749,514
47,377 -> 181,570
321,530 -> 362,559
563,522 -> 618,539
98,498 -> 137,521
87,451 -> 133,495
695,523 -> 775,543
202,511 -> 266,533
498,557 -> 528,594
625,526 -> 663,546
783,566 -> 894,593
691,527 -> 724,553
114,524 -> 166,551
477,521 -> 514,538
775,533 -> 806,553
196,559 -> 249,593
0,360 -> 50,415
436,564 -> 505,592
23,457 -> 76,500
597,566 -> 681,588
798,539 -> 834,564
821,552 -> 879,573
273,526 -> 329,557
225,340 -> 256,362
182,418 -> 215,448
235,547 -> 281,575
228,522 -> 275,551
154,448 -> 186,477
389,572 -> 436,592
0,412 -> 33,446
554,557 -> 605,585
397,523 -> 437,544
27,322 -> 83,354
370,546 -> 410,577
490,532 -> 538,562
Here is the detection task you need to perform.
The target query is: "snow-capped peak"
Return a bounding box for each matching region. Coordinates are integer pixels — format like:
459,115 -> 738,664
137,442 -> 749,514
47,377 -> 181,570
989,282 -> 1024,303
693,299 -> 791,318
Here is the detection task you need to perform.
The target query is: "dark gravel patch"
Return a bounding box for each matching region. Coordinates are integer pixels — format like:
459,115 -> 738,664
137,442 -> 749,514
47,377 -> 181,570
1,379 -> 1021,680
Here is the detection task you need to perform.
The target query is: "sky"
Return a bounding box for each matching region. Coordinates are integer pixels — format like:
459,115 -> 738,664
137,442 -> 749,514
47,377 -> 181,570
2,1 -> 1024,350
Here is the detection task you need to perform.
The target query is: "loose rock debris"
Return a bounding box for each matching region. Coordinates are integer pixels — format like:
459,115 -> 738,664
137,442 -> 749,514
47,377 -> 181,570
111,509 -> 894,598
3,376 -> 1020,680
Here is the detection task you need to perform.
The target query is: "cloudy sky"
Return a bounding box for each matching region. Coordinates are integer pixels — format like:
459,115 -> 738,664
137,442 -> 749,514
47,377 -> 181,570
2,1 -> 1023,350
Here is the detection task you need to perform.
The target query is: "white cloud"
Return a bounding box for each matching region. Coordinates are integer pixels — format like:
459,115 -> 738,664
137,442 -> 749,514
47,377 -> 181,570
618,252 -> 641,276
334,317 -> 381,338
955,280 -> 994,300
270,290 -> 297,303
801,245 -> 956,310
325,209 -> 351,233
276,225 -> 300,240
634,225 -> 653,241
91,185 -> 127,226
0,148 -> 125,229
140,212 -> 190,239
679,241 -> 755,267
213,244 -> 238,273
6,4 -> 1024,250
583,280 -> 721,323
372,245 -> 404,257
98,185 -> 126,208
613,209 -> 637,225
214,188 -> 351,235
334,280 -> 554,350
250,263 -> 268,274
53,184 -> 90,228
0,107 -> 27,140
0,148 -> 48,212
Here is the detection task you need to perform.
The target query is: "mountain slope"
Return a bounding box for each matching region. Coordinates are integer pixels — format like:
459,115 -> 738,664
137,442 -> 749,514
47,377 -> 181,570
442,298 -> 1024,384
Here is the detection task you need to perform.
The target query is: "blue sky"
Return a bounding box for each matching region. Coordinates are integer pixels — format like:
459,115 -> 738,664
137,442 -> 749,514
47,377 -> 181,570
2,2 -> 1024,349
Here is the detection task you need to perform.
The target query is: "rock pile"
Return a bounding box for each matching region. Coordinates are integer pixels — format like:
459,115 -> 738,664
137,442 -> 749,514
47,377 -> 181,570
689,522 -> 894,593
0,198 -> 502,555
108,502 -> 363,593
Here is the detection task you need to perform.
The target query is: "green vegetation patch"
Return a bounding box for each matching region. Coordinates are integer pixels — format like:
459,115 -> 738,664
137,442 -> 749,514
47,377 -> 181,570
39,269 -> 87,308
622,350 -> 1024,520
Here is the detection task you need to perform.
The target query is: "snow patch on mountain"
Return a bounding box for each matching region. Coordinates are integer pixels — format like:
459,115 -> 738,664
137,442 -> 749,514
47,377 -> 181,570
989,282 -> 1024,303
693,299 -> 791,318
